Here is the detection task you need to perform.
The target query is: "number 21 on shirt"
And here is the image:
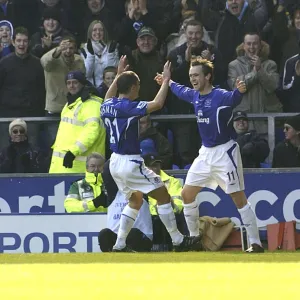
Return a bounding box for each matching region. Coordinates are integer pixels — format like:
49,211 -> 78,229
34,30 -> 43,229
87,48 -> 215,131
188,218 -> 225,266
105,118 -> 120,144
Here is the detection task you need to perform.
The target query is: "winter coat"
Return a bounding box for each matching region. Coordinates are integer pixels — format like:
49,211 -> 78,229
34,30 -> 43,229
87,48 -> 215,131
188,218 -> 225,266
126,49 -> 164,103
30,26 -> 72,58
0,140 -> 49,173
40,47 -> 86,113
139,127 -> 173,169
80,42 -> 119,87
235,130 -> 270,168
228,41 -> 282,114
272,140 -> 300,168
201,3 -> 260,67
0,53 -> 46,117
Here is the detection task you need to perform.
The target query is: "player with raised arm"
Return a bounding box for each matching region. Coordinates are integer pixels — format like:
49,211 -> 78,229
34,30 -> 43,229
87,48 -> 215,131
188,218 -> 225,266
155,58 -> 264,253
100,56 -> 202,252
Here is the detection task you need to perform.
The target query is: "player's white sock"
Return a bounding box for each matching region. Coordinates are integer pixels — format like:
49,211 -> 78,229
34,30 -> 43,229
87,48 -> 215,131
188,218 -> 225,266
183,200 -> 200,237
113,205 -> 139,250
238,203 -> 262,246
157,202 -> 183,245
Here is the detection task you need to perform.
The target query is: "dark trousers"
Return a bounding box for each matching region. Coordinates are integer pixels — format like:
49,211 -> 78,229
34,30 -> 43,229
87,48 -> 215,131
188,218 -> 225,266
98,228 -> 153,252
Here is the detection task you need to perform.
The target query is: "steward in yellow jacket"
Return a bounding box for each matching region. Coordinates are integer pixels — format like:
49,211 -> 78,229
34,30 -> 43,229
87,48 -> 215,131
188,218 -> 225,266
65,153 -> 111,213
143,154 -> 183,215
49,71 -> 106,173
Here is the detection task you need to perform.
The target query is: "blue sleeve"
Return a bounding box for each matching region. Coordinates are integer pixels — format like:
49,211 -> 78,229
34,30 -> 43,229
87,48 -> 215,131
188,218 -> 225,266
217,88 -> 243,108
170,81 -> 199,104
118,101 -> 148,117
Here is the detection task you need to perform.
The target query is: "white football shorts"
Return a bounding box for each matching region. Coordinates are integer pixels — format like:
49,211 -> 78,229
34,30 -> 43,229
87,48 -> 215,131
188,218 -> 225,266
109,153 -> 164,199
186,140 -> 245,194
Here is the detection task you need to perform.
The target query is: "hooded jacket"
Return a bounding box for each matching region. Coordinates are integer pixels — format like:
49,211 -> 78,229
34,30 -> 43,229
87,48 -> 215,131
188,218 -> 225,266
228,41 -> 282,114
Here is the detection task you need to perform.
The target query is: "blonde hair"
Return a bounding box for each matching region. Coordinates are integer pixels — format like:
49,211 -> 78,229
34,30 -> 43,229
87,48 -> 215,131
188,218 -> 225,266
87,20 -> 109,44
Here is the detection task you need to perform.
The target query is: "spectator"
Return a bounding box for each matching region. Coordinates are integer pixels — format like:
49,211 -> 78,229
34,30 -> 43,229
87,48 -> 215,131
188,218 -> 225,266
30,7 -> 72,58
228,32 -> 282,134
97,66 -> 117,98
139,115 -> 173,169
0,20 -> 13,58
233,111 -> 269,168
80,20 -> 119,88
271,6 -> 300,72
0,26 -> 46,148
272,114 -> 300,168
80,0 -> 118,43
0,119 -> 49,173
125,27 -> 164,103
65,152 -> 108,212
40,35 -> 85,146
117,0 -> 164,51
49,71 -> 106,173
201,0 -> 264,68
280,49 -> 300,112
143,154 -> 186,251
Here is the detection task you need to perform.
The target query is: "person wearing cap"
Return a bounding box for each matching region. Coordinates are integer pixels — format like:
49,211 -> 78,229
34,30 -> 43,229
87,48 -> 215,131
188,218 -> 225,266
41,35 -> 85,147
124,26 -> 165,103
30,7 -> 72,58
139,115 -> 172,169
49,70 -> 106,173
273,114 -> 300,168
143,153 -> 185,250
0,118 -> 48,173
0,20 -> 14,58
233,111 -> 269,168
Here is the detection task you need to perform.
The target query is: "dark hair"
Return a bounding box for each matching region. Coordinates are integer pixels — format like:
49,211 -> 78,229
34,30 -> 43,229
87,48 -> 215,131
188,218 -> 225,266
103,66 -> 117,79
13,27 -> 29,40
190,57 -> 214,83
117,71 -> 140,94
60,35 -> 77,46
243,32 -> 261,42
185,19 -> 203,30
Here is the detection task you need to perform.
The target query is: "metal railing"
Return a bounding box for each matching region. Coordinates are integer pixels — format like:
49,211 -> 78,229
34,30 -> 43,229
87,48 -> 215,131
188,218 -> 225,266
0,112 -> 297,163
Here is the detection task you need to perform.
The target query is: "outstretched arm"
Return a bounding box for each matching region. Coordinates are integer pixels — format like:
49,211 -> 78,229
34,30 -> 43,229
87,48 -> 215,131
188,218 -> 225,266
104,55 -> 129,100
154,74 -> 197,104
146,61 -> 171,114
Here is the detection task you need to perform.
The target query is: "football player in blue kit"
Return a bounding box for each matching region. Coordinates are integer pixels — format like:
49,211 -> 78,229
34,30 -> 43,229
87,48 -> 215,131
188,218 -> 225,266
155,58 -> 264,253
101,56 -> 201,252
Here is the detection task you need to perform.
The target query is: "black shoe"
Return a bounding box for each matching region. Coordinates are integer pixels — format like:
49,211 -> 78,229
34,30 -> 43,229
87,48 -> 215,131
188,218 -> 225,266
245,243 -> 264,253
173,235 -> 202,252
112,246 -> 136,253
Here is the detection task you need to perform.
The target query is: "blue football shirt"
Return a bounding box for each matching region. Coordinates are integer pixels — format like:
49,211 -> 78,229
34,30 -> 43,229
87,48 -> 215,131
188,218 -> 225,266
101,97 -> 148,154
170,82 -> 243,147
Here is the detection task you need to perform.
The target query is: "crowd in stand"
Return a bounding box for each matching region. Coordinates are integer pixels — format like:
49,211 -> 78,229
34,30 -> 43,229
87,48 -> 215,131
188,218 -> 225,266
0,0 -> 300,173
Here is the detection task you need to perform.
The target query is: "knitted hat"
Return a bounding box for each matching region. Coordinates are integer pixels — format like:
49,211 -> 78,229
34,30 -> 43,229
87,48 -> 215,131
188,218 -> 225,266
65,70 -> 88,85
9,119 -> 27,135
43,7 -> 61,23
0,20 -> 13,38
286,114 -> 300,131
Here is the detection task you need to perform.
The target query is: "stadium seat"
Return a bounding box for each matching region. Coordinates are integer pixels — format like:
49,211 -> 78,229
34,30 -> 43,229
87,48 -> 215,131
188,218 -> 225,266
184,164 -> 192,170
172,164 -> 180,170
260,162 -> 271,168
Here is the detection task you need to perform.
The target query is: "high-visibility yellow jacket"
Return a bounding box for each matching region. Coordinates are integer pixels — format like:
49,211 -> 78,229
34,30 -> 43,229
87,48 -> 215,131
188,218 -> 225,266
149,170 -> 183,215
64,171 -> 107,213
49,94 -> 106,173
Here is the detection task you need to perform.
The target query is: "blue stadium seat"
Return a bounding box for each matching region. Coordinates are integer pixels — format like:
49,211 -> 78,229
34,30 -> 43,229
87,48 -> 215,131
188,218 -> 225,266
172,164 -> 180,170
184,164 -> 192,170
260,162 -> 271,168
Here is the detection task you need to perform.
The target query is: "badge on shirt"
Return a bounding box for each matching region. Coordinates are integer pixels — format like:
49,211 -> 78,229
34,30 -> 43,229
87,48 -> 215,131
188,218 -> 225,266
82,192 -> 94,199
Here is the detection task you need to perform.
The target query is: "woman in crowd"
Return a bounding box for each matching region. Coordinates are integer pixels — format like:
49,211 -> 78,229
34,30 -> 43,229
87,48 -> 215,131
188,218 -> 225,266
80,20 -> 119,88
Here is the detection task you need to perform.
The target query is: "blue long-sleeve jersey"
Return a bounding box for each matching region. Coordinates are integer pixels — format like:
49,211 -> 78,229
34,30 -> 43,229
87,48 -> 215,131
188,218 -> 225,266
170,81 -> 243,147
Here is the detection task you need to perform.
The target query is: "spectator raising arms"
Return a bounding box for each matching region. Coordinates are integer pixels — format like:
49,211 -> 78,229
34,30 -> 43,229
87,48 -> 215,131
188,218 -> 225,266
30,7 -> 72,58
80,20 -> 119,88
